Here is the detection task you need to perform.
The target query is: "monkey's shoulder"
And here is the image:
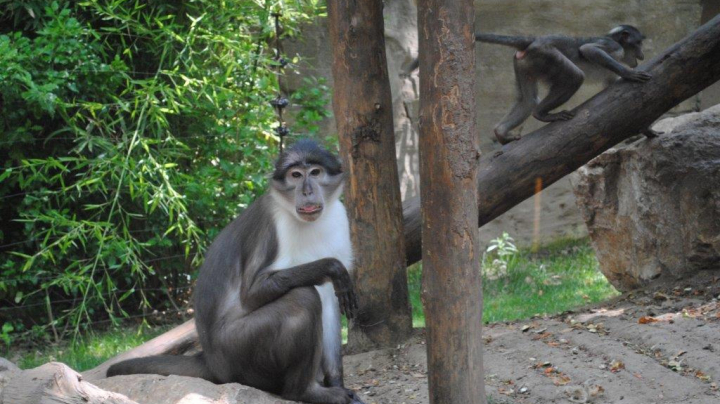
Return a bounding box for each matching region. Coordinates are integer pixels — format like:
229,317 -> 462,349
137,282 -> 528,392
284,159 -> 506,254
199,196 -> 277,272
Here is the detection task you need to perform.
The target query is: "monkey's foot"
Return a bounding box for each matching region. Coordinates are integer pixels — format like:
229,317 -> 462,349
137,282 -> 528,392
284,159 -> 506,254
642,127 -> 663,138
345,388 -> 366,404
494,131 -> 521,145
536,110 -> 575,122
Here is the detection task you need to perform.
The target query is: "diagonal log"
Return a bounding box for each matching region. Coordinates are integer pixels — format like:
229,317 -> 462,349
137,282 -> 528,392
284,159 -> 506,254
89,15 -> 720,376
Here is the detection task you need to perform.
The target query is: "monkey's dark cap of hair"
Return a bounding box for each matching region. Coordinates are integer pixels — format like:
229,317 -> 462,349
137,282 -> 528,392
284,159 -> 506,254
609,24 -> 642,36
273,139 -> 343,180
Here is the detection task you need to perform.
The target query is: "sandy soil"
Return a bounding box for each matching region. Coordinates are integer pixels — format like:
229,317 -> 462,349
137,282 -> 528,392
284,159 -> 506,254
343,272 -> 720,404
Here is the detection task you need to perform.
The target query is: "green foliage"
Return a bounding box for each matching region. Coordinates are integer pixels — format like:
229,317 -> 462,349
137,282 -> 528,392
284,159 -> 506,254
408,238 -> 619,326
290,76 -> 332,135
0,0 -> 329,342
483,232 -> 519,279
1,323 -> 14,347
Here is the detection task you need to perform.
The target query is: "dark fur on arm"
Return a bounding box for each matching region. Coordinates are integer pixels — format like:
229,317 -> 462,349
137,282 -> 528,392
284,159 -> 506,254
241,258 -> 358,318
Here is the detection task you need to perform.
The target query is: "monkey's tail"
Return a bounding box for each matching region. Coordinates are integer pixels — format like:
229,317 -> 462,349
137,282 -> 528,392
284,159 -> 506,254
106,352 -> 217,382
474,33 -> 535,50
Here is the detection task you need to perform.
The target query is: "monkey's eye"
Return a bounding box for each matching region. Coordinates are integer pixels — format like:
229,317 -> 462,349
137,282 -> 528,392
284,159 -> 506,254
310,168 -> 321,176
291,171 -> 302,178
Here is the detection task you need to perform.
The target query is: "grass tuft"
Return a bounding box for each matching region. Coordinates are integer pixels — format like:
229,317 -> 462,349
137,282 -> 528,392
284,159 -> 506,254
407,237 -> 619,326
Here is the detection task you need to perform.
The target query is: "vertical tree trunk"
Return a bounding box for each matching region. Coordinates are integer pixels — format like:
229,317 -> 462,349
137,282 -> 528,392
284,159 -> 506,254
327,0 -> 413,350
417,0 -> 486,403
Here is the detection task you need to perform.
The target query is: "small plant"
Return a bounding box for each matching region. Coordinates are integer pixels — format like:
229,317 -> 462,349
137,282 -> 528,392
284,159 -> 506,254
289,76 -> 332,136
0,322 -> 14,347
483,232 -> 519,279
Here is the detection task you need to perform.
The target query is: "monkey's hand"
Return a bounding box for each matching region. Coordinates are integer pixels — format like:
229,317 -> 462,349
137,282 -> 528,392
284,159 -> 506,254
328,260 -> 359,319
623,69 -> 652,83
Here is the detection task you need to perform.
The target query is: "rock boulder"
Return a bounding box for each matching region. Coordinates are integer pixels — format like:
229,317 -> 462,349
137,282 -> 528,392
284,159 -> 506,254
572,105 -> 720,291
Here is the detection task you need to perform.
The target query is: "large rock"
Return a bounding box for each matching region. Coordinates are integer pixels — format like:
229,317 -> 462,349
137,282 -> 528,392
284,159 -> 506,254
0,362 -> 138,404
95,375 -> 296,404
0,361 -> 298,404
572,105 -> 720,291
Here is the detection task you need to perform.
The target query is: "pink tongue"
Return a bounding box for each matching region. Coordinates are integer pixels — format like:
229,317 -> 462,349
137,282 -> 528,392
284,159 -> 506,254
299,206 -> 320,213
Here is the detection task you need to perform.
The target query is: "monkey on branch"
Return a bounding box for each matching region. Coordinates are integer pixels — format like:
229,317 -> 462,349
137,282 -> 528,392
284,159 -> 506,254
403,24 -> 660,145
107,140 -> 365,404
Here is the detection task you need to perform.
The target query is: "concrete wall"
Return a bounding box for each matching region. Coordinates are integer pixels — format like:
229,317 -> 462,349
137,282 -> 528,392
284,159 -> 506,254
285,0 -> 713,247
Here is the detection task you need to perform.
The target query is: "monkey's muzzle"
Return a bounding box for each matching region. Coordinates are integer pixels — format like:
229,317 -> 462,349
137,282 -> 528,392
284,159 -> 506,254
297,205 -> 323,215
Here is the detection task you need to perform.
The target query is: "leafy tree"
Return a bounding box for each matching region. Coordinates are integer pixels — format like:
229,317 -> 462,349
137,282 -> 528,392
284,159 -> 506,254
0,0 -> 329,342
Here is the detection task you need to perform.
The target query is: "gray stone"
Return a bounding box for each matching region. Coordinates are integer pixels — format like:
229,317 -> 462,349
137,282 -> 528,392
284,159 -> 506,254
572,105 -> 720,291
0,361 -> 297,404
0,358 -> 19,374
1,362 -> 138,404
96,374 -> 297,404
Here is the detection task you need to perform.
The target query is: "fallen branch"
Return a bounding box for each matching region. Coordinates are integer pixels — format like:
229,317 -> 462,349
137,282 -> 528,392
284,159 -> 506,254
90,15 -> 720,375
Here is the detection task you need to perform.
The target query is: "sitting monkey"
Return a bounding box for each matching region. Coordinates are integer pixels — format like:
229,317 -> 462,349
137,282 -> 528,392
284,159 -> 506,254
108,140 -> 364,404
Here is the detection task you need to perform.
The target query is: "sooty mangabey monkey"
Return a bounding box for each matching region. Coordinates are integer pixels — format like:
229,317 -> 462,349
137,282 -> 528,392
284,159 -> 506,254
403,25 -> 658,145
108,140 -> 364,404
480,25 -> 657,144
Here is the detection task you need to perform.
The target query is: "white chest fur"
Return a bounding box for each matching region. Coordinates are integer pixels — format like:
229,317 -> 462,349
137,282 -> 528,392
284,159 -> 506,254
271,198 -> 351,375
270,199 -> 354,272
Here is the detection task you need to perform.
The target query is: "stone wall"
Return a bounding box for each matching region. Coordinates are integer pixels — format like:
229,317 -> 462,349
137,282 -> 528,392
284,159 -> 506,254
284,0 -> 712,246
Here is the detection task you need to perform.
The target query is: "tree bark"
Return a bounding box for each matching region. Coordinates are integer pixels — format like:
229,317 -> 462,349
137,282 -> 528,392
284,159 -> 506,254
404,14 -> 720,265
327,0 -> 413,350
417,1 -> 485,403
89,15 -> 720,374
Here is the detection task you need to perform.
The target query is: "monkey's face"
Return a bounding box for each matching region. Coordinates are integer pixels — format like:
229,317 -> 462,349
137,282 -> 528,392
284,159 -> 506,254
611,25 -> 646,67
623,39 -> 645,67
272,164 -> 344,222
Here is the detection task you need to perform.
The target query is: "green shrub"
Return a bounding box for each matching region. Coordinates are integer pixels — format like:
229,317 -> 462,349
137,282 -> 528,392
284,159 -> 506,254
0,0 -> 328,343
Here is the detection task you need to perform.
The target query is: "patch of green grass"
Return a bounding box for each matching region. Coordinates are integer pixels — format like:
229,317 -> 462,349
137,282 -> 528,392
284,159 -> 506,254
408,237 -> 619,326
9,324 -> 172,371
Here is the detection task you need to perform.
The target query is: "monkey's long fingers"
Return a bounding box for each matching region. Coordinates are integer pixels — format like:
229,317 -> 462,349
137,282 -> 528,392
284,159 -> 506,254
347,293 -> 357,319
337,291 -> 352,319
350,288 -> 359,313
626,71 -> 652,82
345,290 -> 359,319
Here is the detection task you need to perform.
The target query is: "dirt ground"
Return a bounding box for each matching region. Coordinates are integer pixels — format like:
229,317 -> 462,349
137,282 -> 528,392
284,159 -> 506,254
342,272 -> 720,404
